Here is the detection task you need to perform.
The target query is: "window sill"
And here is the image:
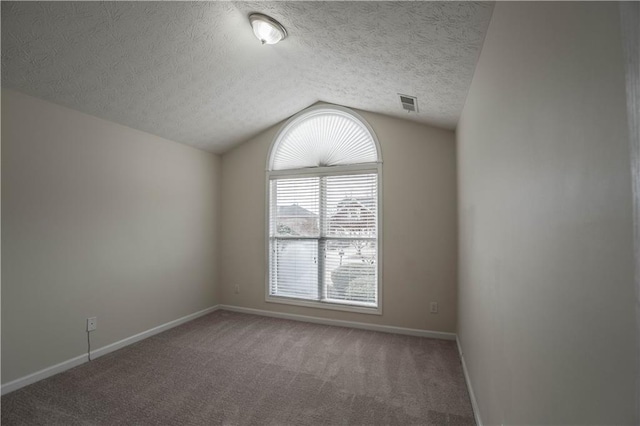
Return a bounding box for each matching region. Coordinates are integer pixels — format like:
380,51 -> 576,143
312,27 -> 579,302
265,295 -> 382,315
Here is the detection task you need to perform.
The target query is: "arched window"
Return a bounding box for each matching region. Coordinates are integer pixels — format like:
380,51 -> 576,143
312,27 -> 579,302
267,106 -> 382,313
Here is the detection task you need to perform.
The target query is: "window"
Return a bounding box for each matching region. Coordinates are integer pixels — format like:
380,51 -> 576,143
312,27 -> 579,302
266,106 -> 382,314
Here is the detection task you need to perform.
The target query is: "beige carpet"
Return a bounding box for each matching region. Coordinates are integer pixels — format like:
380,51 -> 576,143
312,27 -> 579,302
1,310 -> 475,425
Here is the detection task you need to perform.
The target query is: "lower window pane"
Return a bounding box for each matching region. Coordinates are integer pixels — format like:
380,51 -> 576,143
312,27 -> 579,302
324,239 -> 376,304
271,239 -> 318,300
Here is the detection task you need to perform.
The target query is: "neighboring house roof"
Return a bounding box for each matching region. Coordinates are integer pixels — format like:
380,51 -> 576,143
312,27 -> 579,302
277,204 -> 317,218
330,197 -> 376,232
335,197 -> 375,212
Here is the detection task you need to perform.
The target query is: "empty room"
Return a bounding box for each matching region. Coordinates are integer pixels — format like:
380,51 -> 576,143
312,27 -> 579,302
1,1 -> 639,425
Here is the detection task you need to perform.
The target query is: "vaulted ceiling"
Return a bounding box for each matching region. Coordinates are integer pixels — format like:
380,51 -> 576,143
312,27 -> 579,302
1,2 -> 494,153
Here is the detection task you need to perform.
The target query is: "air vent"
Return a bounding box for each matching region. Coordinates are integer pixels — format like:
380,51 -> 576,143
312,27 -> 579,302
399,94 -> 418,113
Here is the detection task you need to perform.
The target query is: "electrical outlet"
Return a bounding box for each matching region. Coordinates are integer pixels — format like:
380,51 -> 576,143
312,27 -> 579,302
234,285 -> 240,294
87,317 -> 97,332
430,302 -> 438,314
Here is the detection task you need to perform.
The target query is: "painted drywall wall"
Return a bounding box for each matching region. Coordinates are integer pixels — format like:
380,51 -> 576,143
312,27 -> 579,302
1,90 -> 221,383
620,2 -> 640,418
457,2 -> 637,424
220,108 -> 457,332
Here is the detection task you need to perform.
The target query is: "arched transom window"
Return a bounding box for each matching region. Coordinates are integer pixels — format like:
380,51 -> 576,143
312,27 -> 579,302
267,106 -> 382,313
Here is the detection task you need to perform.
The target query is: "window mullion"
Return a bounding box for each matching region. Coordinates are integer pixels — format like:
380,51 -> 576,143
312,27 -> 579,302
270,181 -> 277,295
318,176 -> 326,301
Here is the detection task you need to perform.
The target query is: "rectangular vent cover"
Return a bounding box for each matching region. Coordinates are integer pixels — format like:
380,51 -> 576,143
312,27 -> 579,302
399,94 -> 418,113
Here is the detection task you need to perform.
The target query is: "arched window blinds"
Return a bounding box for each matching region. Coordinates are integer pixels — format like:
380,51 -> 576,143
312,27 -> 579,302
269,109 -> 380,171
267,106 -> 381,313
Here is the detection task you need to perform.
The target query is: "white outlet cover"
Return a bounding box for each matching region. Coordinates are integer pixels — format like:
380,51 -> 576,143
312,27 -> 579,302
87,317 -> 97,332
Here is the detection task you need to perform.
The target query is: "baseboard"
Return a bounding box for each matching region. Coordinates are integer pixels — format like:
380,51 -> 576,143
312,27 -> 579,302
218,304 -> 456,340
457,337 -> 482,426
0,353 -> 89,396
89,305 -> 220,359
1,305 -> 220,395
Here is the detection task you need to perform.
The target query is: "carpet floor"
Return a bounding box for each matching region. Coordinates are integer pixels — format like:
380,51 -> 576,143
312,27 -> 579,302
1,310 -> 475,425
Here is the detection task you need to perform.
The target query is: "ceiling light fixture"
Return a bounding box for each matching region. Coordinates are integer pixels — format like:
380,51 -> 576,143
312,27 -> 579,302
249,13 -> 287,45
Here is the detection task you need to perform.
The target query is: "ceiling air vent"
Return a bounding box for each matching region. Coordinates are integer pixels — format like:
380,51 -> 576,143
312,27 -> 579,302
399,94 -> 418,113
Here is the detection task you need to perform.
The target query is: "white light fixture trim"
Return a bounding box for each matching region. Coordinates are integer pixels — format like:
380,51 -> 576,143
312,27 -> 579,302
249,13 -> 287,45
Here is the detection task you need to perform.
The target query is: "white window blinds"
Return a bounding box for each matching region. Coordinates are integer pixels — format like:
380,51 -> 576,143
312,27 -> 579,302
271,111 -> 378,170
269,173 -> 378,306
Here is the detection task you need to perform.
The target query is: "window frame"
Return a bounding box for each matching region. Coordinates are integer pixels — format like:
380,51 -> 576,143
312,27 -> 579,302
265,105 -> 383,315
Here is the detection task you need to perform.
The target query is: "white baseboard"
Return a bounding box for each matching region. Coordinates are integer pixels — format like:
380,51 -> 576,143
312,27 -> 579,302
0,354 -> 89,396
1,305 -> 220,395
218,304 -> 456,340
457,337 -> 482,426
89,305 -> 220,359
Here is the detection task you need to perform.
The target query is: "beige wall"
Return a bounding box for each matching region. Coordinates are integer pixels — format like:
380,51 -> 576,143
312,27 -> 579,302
220,108 -> 458,332
1,90 -> 221,383
457,3 -> 637,424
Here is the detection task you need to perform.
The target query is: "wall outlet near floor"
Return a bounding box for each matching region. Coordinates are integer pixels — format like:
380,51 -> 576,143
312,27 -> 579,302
234,285 -> 240,294
87,317 -> 97,332
429,302 -> 438,314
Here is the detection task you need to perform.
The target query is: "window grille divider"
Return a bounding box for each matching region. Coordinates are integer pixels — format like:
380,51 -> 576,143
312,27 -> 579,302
318,177 -> 327,301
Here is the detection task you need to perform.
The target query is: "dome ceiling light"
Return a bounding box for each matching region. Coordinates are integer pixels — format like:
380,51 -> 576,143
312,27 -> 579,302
249,13 -> 287,45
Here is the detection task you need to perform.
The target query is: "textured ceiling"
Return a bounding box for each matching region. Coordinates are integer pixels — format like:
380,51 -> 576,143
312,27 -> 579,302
1,1 -> 494,153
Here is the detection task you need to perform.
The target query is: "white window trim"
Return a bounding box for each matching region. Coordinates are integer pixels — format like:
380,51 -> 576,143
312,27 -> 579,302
264,105 -> 383,315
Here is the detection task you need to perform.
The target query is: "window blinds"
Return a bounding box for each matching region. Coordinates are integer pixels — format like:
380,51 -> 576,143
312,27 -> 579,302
269,173 -> 378,306
271,112 -> 378,170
